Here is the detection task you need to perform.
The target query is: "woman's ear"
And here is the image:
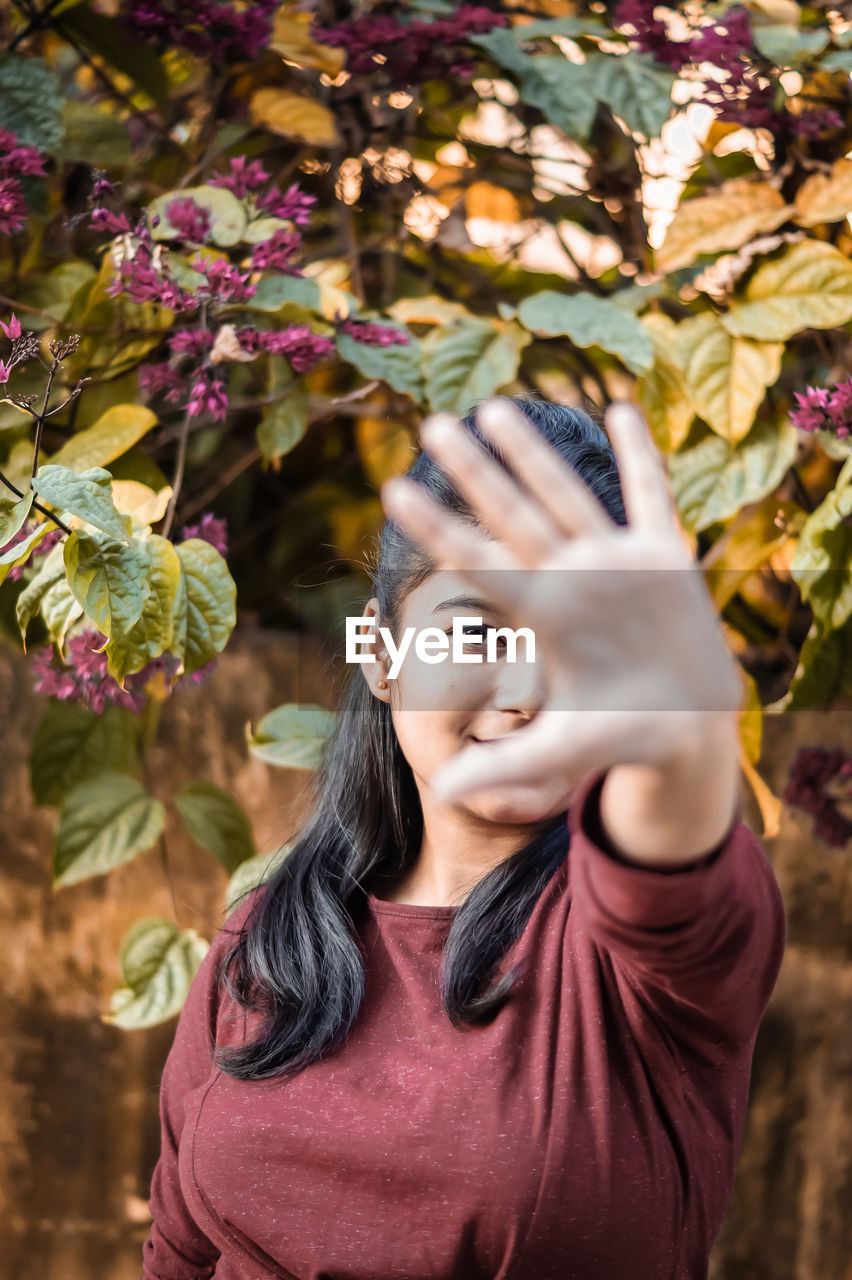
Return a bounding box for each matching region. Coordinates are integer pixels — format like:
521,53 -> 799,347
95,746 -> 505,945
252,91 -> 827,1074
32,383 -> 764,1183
360,597 -> 391,703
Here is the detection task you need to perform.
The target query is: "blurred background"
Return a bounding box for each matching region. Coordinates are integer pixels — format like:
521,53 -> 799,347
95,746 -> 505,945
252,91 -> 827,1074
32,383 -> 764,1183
2,0 -> 852,1275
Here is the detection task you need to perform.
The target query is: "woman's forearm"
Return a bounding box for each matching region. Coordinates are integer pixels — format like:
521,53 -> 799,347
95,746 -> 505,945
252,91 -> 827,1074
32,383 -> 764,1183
598,712 -> 743,869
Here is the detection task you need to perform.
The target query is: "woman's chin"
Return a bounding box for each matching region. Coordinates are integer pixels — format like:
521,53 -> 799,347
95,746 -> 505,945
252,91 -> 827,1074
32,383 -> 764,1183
463,783 -> 563,824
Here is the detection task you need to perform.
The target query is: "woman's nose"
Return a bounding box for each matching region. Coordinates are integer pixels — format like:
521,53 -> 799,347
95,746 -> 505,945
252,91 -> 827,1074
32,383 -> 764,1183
492,645 -> 545,716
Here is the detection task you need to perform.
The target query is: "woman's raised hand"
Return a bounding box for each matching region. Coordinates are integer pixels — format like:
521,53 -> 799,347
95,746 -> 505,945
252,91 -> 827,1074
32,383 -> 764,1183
379,399 -> 743,805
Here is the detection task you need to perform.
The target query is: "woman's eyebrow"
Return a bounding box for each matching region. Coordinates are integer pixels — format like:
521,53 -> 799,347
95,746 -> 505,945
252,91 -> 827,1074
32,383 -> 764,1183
430,594 -> 500,615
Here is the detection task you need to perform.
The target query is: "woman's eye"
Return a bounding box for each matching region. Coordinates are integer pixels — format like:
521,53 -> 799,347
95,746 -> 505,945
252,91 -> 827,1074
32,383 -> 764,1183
447,625 -> 507,648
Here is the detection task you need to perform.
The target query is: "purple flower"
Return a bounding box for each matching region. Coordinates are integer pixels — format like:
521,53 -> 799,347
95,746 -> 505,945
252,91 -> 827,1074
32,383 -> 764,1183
249,325 -> 335,372
783,746 -> 852,849
0,358 -> 10,384
31,628 -> 219,714
1,313 -> 21,341
90,206 -> 132,235
193,255 -> 257,304
180,512 -> 228,556
250,228 -> 302,274
186,372 -> 229,421
0,176 -> 29,236
108,245 -> 196,311
165,196 -> 213,244
138,361 -> 186,403
0,130 -> 45,236
256,182 -> 316,228
790,381 -> 852,438
169,328 -> 215,357
340,318 -> 410,347
123,0 -> 279,61
210,156 -> 270,198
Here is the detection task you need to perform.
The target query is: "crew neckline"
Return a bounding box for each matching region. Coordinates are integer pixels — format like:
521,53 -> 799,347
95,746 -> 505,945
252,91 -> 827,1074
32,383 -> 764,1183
366,890 -> 459,919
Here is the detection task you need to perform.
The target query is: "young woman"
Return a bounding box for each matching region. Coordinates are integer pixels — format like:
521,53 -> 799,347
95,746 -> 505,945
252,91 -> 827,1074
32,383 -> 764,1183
141,396 -> 786,1280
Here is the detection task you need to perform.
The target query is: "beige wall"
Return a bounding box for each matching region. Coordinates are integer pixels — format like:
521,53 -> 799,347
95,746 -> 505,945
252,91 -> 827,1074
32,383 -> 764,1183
1,634 -> 849,1279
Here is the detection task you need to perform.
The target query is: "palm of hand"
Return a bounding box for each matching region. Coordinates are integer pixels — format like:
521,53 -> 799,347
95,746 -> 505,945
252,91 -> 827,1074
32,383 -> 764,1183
380,400 -> 743,804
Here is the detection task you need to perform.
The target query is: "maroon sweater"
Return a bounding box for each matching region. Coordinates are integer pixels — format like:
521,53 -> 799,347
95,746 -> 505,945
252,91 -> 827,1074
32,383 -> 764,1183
141,769 -> 786,1280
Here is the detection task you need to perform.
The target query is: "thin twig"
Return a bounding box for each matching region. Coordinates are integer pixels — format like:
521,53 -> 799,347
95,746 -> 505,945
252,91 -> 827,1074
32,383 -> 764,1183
7,0 -> 67,51
31,355 -> 59,479
160,410 -> 192,540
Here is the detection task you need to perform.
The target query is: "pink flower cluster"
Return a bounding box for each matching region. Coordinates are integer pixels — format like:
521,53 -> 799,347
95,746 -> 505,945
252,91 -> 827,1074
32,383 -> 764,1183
180,511 -> 228,556
237,325 -> 336,372
314,5 -> 507,86
0,128 -> 46,236
790,380 -> 852,438
615,2 -> 842,138
0,523 -> 63,582
783,745 -> 852,848
165,196 -> 212,243
339,318 -> 410,348
31,629 -> 217,715
123,0 -> 278,60
210,161 -> 316,229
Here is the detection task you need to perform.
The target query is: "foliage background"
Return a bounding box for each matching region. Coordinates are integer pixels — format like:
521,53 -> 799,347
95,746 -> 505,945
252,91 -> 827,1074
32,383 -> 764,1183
1,1 -> 852,1264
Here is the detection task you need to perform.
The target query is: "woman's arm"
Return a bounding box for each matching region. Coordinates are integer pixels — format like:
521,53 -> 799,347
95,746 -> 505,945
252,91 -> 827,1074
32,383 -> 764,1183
598,711 -> 742,869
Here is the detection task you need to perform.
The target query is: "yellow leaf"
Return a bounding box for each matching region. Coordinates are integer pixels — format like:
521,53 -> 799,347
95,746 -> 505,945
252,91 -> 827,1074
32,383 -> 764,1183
656,178 -> 792,273
111,481 -> 173,528
302,258 -> 355,319
723,239 -> 852,340
672,312 -> 782,445
739,749 -> 783,839
793,158 -> 852,227
738,669 -> 763,766
635,314 -> 694,453
49,405 -> 158,472
464,181 -> 522,222
702,496 -> 804,610
270,13 -> 345,75
356,416 -> 415,488
250,88 -> 339,146
387,296 -> 474,326
744,0 -> 801,25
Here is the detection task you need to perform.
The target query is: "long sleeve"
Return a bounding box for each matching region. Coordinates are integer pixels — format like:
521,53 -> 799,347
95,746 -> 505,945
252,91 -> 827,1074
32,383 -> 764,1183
141,893 -> 260,1279
567,768 -> 787,1071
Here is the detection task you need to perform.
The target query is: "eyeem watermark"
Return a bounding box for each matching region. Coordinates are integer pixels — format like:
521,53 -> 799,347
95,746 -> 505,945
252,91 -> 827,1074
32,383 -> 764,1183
346,616 -> 536,679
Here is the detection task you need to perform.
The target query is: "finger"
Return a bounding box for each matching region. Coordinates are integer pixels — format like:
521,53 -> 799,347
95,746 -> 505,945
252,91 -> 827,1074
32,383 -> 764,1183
380,475 -> 522,587
475,399 -> 616,539
603,401 -> 681,535
427,709 -> 589,801
419,412 -> 559,567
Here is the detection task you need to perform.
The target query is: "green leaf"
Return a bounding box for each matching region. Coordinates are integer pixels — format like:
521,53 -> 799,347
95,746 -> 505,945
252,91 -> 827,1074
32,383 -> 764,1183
248,702 -> 337,769
32,464 -> 133,544
59,100 -> 132,168
0,54 -> 63,152
753,25 -> 829,64
0,487 -> 33,548
257,369 -> 309,462
821,49 -> 852,70
790,462 -> 852,630
63,529 -> 149,640
586,50 -> 675,138
16,539 -> 67,643
776,616 -> 852,710
105,918 -> 209,1029
517,291 -> 653,374
172,538 -> 237,675
249,274 -> 321,313
30,701 -> 138,808
174,780 -> 257,873
40,575 -> 84,653
225,846 -> 292,915
667,417 -> 799,533
104,534 -> 181,683
472,29 -> 597,139
421,318 -> 531,414
53,773 -> 165,888
723,240 -> 852,341
0,520 -> 56,585
49,404 -> 158,472
56,2 -> 170,110
150,184 -> 248,247
19,261 -> 97,332
336,328 -> 424,402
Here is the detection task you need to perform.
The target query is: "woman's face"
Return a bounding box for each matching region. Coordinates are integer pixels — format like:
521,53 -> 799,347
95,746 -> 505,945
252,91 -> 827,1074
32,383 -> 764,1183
361,566 -> 575,827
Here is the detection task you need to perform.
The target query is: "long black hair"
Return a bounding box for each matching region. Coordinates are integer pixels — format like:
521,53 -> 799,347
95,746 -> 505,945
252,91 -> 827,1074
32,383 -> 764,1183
213,396 -> 627,1081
